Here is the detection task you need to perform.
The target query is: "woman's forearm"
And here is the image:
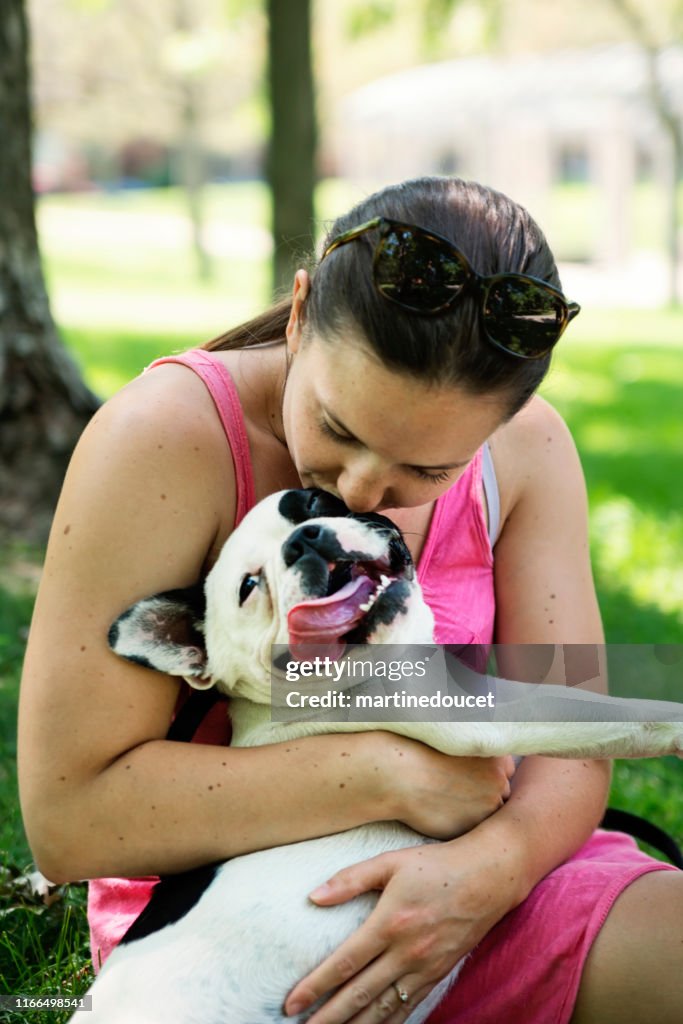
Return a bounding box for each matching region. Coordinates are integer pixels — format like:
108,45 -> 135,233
463,755 -> 611,906
24,731 -> 398,884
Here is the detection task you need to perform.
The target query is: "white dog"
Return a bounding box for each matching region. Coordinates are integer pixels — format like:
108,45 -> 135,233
82,488 -> 682,1024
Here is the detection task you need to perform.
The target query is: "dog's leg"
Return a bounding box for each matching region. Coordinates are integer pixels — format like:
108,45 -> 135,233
255,693 -> 683,760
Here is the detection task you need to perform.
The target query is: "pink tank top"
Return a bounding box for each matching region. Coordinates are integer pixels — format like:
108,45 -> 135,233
88,347 -> 496,969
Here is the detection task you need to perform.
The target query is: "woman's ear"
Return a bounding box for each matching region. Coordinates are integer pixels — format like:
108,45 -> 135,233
286,270 -> 310,355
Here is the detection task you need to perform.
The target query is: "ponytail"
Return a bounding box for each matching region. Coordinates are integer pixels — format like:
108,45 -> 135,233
203,297 -> 292,352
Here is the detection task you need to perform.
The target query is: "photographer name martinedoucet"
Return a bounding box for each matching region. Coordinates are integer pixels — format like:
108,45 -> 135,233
285,690 -> 496,709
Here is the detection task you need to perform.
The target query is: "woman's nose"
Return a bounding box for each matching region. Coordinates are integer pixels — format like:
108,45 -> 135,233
336,461 -> 389,513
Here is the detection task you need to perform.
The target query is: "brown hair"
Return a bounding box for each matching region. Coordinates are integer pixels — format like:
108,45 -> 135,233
204,176 -> 564,415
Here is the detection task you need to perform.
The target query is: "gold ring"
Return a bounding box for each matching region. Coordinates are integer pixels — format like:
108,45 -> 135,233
392,981 -> 409,1004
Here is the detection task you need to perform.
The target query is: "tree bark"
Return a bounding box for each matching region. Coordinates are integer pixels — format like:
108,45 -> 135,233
266,0 -> 318,295
0,0 -> 99,542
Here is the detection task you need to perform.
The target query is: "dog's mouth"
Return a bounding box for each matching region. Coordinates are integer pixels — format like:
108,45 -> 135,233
287,556 -> 409,661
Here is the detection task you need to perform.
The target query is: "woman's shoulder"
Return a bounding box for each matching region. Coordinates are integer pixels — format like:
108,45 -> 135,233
60,359 -> 239,578
98,361 -> 235,498
490,395 -> 583,521
500,393 -> 573,444
103,355 -> 230,440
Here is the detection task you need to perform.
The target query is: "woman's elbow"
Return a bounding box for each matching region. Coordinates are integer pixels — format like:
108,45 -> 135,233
20,794 -> 87,884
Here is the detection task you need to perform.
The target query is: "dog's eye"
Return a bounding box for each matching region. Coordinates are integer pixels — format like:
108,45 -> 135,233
238,574 -> 261,606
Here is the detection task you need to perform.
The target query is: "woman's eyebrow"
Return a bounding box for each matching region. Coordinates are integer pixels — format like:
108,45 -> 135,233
325,410 -> 470,471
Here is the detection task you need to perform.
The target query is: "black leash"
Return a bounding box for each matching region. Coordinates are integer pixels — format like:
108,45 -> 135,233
600,807 -> 683,868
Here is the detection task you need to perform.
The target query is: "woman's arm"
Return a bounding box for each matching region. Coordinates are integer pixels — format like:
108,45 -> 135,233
489,394 -> 612,882
18,368 -> 388,881
18,366 -> 510,883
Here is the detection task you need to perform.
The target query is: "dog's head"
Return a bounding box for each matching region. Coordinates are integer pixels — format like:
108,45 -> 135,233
108,489 -> 434,703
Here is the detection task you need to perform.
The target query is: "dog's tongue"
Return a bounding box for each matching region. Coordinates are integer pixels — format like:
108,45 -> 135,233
287,576 -> 375,660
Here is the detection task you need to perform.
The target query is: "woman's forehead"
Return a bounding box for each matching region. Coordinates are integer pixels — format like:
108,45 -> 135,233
305,335 -> 506,462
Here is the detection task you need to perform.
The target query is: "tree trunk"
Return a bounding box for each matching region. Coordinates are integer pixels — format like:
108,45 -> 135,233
266,0 -> 317,296
0,0 -> 99,542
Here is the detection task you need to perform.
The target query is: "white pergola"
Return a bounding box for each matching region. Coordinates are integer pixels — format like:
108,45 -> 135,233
334,43 -> 683,268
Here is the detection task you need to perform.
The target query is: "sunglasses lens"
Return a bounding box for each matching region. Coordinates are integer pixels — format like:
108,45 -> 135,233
484,279 -> 566,357
374,227 -> 469,312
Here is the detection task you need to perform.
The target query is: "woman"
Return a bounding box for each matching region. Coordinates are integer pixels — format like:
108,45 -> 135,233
18,177 -> 682,1023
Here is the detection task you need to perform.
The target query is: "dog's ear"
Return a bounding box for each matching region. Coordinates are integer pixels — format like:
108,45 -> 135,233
108,584 -> 214,689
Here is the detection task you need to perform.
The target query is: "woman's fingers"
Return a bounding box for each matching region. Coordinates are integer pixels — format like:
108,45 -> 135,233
308,854 -> 395,906
292,958 -> 430,1024
286,851 -> 397,1011
284,927 -> 384,1020
382,983 -> 438,1024
346,976 -> 435,1024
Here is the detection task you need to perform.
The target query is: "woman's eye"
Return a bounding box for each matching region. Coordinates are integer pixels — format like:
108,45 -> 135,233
319,418 -> 356,445
413,468 -> 452,484
238,574 -> 261,605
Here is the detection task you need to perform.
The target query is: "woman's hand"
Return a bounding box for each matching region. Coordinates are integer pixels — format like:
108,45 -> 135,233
284,830 -> 525,1023
380,735 -> 516,840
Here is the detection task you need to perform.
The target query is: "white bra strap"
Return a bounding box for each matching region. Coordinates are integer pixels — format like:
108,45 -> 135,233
481,442 -> 501,545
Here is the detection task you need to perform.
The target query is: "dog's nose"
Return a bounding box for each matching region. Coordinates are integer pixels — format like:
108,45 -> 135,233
282,524 -> 341,567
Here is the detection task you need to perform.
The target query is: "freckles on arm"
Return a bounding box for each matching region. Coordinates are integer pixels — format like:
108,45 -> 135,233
478,400 -> 611,888
491,398 -> 604,648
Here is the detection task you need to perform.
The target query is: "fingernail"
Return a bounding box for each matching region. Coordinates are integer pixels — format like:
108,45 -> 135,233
309,882 -> 331,899
286,1002 -> 305,1016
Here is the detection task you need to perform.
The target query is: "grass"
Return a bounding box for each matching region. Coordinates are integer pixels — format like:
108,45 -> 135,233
1,180 -> 681,999
0,552 -> 93,1015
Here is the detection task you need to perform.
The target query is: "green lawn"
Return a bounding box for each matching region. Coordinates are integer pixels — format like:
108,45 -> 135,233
1,181 -> 681,1005
546,310 -> 683,643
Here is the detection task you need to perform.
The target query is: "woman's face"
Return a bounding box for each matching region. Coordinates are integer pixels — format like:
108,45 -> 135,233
282,325 -> 509,515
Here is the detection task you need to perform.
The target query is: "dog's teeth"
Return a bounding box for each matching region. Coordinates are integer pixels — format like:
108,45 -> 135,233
360,576 -> 395,614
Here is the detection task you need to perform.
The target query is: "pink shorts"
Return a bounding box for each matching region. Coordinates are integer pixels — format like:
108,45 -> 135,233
426,829 -> 678,1024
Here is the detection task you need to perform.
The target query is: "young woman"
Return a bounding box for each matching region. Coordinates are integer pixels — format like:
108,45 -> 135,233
19,177 -> 683,1023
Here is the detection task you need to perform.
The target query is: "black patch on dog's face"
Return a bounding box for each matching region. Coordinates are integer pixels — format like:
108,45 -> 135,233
278,489 -> 405,540
282,523 -> 372,599
279,488 -> 349,524
344,578 -> 412,643
120,863 -> 220,945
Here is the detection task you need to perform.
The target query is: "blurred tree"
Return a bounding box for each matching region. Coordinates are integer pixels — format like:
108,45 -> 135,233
608,0 -> 683,306
421,0 -> 503,57
0,0 -> 99,541
343,0 -> 503,60
166,0 -> 215,281
267,0 -> 317,293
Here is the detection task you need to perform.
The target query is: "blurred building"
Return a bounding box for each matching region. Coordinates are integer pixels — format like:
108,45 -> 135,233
334,43 -> 683,268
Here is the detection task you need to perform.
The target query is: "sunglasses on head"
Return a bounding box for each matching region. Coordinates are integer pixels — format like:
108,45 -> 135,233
321,216 -> 580,360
